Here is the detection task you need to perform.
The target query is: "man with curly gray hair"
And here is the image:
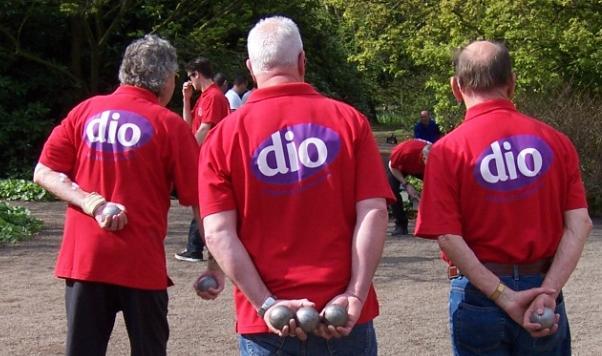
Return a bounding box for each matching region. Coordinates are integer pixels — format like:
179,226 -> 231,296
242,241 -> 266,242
33,34 -> 201,356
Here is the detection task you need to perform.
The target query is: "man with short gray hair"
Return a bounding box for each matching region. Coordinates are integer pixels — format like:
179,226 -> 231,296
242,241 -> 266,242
415,40 -> 592,355
197,16 -> 393,355
33,34 -> 201,356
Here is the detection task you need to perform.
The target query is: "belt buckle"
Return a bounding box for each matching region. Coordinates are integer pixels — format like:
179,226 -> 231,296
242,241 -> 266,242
448,265 -> 460,279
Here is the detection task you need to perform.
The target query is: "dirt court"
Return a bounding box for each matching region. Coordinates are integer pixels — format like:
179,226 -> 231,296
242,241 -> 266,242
1,201 -> 600,355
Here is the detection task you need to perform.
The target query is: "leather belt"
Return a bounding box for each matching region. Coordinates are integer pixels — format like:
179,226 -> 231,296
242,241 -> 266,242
448,258 -> 552,280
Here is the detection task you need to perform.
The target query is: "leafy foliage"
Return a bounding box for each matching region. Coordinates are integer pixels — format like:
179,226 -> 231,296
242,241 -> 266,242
0,202 -> 43,244
0,0 -> 374,179
0,179 -> 55,201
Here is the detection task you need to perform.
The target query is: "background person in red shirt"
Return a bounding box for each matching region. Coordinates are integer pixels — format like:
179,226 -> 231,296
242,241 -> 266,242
176,57 -> 230,263
196,16 -> 394,355
387,138 -> 431,236
33,35 -> 202,356
415,40 -> 593,355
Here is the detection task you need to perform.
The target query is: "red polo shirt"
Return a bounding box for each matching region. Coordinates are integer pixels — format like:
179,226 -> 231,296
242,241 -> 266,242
389,139 -> 429,177
415,99 -> 587,263
199,82 -> 394,334
191,83 -> 230,133
39,85 -> 199,290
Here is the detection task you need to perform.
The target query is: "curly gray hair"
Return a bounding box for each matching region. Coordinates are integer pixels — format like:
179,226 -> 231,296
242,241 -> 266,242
118,34 -> 178,95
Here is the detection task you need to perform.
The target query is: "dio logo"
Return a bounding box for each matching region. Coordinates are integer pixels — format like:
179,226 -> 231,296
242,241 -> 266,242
252,123 -> 341,185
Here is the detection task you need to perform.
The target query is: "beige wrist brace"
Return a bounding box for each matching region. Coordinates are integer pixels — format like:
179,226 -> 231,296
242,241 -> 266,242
82,192 -> 106,216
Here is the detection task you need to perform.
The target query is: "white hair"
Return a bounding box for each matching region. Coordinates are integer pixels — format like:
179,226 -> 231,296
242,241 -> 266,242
247,16 -> 303,73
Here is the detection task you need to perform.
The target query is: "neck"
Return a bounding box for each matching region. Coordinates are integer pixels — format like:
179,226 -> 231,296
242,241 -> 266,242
254,70 -> 303,89
462,90 -> 509,110
200,79 -> 213,92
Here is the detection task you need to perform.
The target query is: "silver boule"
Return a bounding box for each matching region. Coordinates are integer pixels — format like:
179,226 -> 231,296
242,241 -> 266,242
529,307 -> 555,329
268,305 -> 294,330
323,304 -> 348,327
296,306 -> 320,333
102,204 -> 122,217
195,275 -> 218,292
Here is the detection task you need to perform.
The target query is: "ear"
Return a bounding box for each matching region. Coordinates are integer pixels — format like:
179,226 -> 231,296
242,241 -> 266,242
450,76 -> 463,103
507,72 -> 517,98
246,59 -> 257,84
298,51 -> 306,78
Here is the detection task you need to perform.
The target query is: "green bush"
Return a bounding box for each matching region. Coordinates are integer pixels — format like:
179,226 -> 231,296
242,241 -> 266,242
0,179 -> 55,201
0,202 -> 43,244
517,87 -> 602,216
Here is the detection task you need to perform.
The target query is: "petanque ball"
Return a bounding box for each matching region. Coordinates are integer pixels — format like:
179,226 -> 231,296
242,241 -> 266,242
102,204 -> 122,218
323,304 -> 348,327
529,307 -> 555,329
296,306 -> 320,333
195,275 -> 218,292
268,305 -> 294,330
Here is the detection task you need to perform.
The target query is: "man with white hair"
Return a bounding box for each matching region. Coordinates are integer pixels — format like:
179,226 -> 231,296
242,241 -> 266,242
33,35 -> 201,356
196,16 -> 393,355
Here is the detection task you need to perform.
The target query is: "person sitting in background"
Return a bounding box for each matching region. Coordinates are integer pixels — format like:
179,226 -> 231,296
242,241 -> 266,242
413,110 -> 441,143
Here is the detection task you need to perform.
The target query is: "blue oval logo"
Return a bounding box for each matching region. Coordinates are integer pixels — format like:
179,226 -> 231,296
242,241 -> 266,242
473,135 -> 554,191
251,124 -> 341,185
83,110 -> 154,153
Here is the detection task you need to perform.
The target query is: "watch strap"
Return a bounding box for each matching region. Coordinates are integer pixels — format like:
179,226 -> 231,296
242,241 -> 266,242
257,296 -> 277,318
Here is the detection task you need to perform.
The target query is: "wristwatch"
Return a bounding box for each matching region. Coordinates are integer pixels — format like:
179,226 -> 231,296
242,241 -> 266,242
257,296 -> 277,317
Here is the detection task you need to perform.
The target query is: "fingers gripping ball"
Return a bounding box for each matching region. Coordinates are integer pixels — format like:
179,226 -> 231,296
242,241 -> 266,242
195,276 -> 218,293
101,204 -> 122,218
530,307 -> 555,329
296,306 -> 320,333
323,304 -> 348,327
268,305 -> 294,330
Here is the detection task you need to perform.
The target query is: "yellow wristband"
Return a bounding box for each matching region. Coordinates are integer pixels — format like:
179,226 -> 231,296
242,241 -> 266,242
82,192 -> 106,216
489,282 -> 505,301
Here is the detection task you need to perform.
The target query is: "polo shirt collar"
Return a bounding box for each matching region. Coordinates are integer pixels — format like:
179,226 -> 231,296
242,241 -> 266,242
202,83 -> 220,96
464,99 -> 516,122
115,85 -> 159,104
247,82 -> 319,103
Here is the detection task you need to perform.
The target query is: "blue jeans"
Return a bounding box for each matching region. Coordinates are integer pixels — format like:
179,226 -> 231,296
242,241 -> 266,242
238,321 -> 377,356
449,275 -> 570,355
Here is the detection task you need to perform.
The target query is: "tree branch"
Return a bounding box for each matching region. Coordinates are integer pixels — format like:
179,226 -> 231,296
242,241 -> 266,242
98,0 -> 134,47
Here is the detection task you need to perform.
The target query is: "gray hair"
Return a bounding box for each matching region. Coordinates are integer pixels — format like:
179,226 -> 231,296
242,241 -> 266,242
452,40 -> 512,93
247,16 -> 303,73
118,34 -> 178,95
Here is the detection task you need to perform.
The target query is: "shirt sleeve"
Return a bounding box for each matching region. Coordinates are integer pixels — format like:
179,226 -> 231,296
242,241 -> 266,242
354,116 -> 396,203
414,143 -> 463,239
198,126 -> 237,218
38,115 -> 77,175
169,120 -> 200,206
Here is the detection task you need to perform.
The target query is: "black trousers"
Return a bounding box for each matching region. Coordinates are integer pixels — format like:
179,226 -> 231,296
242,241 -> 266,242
186,218 -> 205,253
65,279 -> 169,356
387,170 -> 408,229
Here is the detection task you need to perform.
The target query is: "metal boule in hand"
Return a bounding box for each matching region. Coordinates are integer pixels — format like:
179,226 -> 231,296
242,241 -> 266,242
296,306 -> 320,333
323,304 -> 348,327
195,275 -> 218,292
268,305 -> 294,330
530,307 -> 555,329
102,204 -> 122,218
